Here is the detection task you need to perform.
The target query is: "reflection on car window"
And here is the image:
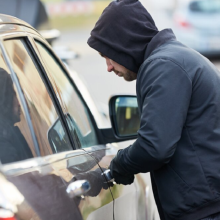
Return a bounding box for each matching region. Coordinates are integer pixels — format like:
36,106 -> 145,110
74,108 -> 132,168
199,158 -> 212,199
48,117 -> 72,153
115,97 -> 140,136
0,52 -> 35,164
4,39 -> 73,155
35,40 -> 98,149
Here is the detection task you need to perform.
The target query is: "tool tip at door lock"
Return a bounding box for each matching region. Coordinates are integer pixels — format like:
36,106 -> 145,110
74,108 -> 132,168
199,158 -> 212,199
102,169 -> 115,183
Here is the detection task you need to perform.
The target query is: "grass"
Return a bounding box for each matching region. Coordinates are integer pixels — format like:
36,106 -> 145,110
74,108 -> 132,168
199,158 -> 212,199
46,1 -> 111,30
49,14 -> 100,30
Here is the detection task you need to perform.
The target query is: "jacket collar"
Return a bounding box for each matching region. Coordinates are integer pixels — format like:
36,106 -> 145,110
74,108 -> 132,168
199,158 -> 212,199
144,28 -> 176,60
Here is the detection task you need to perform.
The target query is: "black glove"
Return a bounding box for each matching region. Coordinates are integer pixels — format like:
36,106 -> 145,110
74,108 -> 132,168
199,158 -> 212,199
109,150 -> 134,185
74,168 -> 113,197
75,170 -> 102,197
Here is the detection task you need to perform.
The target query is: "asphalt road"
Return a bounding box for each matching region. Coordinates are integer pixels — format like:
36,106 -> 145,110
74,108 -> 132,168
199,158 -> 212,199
54,23 -> 220,220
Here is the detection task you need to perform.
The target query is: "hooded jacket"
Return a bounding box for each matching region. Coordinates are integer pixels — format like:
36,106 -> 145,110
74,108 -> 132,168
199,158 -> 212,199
88,0 -> 158,73
88,0 -> 220,219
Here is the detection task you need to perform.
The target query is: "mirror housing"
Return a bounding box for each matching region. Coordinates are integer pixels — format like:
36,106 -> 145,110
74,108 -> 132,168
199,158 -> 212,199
100,95 -> 140,144
109,95 -> 140,137
99,95 -> 140,144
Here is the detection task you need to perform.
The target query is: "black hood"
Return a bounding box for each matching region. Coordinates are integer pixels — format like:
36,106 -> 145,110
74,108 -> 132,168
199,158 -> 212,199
87,0 -> 159,73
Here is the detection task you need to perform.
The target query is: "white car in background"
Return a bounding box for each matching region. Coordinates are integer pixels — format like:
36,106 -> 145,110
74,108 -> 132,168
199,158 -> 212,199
172,0 -> 220,56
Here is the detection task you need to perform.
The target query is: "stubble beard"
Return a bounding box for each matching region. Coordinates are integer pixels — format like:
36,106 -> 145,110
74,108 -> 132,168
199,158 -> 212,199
123,70 -> 137,82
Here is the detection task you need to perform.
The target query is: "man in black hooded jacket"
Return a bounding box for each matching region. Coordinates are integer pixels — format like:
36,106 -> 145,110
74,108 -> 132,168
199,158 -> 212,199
87,0 -> 220,219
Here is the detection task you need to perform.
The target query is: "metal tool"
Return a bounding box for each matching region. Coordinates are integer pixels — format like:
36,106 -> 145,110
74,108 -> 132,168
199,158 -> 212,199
102,169 -> 114,183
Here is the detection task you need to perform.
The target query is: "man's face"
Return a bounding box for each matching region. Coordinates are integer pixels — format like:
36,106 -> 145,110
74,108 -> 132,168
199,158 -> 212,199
103,56 -> 137,82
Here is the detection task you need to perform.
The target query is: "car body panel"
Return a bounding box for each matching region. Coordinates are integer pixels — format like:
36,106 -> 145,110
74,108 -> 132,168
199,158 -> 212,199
3,149 -> 114,220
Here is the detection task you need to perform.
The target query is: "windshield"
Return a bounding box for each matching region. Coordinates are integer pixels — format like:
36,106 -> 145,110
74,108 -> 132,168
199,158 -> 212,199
189,0 -> 220,13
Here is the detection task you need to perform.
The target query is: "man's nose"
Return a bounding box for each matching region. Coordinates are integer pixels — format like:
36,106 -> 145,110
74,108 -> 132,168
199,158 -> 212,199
106,59 -> 114,72
107,64 -> 114,72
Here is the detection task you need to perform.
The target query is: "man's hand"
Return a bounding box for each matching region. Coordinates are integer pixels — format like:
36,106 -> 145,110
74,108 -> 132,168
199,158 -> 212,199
109,150 -> 134,185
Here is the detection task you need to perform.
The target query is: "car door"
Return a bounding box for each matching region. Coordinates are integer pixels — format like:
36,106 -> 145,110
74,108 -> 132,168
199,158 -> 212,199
31,37 -> 139,220
0,33 -> 114,220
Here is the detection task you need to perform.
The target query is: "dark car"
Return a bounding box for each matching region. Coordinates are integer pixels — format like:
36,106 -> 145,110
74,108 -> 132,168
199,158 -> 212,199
0,14 -> 155,220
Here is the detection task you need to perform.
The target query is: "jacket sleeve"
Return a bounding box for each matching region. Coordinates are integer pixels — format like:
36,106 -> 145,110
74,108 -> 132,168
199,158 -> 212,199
116,58 -> 192,174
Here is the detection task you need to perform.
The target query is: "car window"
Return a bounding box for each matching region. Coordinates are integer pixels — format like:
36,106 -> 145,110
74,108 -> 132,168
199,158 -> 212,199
34,40 -> 98,149
0,48 -> 36,164
4,38 -> 73,156
189,0 -> 220,13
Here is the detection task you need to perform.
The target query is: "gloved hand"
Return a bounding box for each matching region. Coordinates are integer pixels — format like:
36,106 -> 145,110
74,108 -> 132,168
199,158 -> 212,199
109,150 -> 134,185
75,168 -> 112,197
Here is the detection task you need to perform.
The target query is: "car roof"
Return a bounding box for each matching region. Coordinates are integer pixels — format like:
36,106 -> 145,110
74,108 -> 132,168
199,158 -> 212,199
0,13 -> 36,31
0,13 -> 43,39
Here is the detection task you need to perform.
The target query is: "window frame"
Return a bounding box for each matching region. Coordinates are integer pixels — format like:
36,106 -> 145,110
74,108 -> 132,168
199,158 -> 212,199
29,35 -> 105,146
1,33 -> 76,155
0,36 -> 40,157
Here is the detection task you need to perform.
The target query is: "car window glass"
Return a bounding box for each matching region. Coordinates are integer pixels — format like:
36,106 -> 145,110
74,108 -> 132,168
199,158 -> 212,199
34,40 -> 98,149
0,48 -> 35,164
4,39 -> 73,155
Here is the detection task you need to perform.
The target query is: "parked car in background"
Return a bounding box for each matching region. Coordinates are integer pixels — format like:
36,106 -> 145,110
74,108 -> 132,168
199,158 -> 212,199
0,14 -> 155,220
172,0 -> 220,56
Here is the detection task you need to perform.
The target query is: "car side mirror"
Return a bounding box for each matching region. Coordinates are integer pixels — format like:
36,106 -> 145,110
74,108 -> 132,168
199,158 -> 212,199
109,95 -> 140,137
47,118 -> 73,153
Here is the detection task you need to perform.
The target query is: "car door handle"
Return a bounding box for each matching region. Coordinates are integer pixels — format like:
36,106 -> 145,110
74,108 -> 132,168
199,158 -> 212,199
66,180 -> 91,198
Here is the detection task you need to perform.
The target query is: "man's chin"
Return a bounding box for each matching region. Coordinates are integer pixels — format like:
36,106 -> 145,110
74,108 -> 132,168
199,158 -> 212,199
123,75 -> 136,82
